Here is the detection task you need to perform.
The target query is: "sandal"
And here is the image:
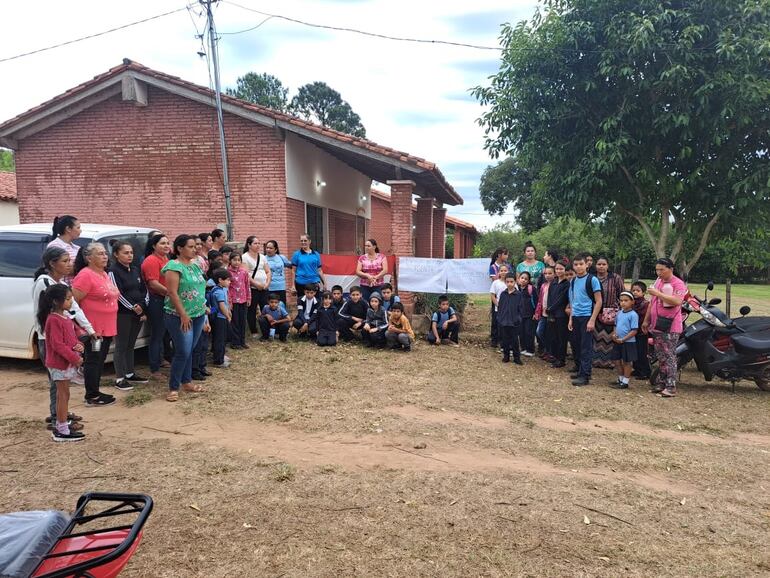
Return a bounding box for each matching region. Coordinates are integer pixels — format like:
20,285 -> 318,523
181,383 -> 205,393
659,388 -> 677,398
166,391 -> 179,402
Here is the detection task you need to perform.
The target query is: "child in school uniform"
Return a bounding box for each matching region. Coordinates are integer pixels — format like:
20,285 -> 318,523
337,286 -> 368,341
363,292 -> 389,348
210,268 -> 232,368
489,265 -> 509,349
517,271 -> 537,356
497,273 -> 524,365
386,302 -> 415,351
534,265 -> 555,360
313,291 -> 339,346
293,284 -> 319,339
331,285 -> 346,314
631,281 -> 651,379
426,295 -> 460,346
39,284 -> 86,442
227,252 -> 250,350
610,291 -> 639,389
380,283 -> 401,313
259,293 -> 291,341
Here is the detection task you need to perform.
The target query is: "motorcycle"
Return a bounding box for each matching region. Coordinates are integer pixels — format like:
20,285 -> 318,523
649,282 -> 770,391
0,493 -> 152,578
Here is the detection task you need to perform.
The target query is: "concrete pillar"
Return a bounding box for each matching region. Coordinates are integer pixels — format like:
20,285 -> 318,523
414,197 -> 434,258
387,180 -> 415,257
432,206 -> 447,260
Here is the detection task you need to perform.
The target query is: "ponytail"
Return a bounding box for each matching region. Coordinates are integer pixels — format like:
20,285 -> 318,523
37,284 -> 70,334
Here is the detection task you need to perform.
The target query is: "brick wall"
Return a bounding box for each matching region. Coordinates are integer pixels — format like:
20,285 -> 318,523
15,87 -> 288,250
328,208 -> 356,254
370,196 -> 393,254
432,207 -> 447,260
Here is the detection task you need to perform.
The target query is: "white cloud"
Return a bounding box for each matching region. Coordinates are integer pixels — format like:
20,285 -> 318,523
0,0 -> 539,230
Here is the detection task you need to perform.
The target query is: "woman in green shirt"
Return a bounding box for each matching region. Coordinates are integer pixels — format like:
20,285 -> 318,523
162,234 -> 207,401
516,241 -> 545,284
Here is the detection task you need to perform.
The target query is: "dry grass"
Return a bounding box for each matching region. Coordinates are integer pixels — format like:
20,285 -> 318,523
0,302 -> 769,577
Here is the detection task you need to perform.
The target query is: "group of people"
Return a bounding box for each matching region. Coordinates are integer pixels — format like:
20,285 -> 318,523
489,243 -> 687,396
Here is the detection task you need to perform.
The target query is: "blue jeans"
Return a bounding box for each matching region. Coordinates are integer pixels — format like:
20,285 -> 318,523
147,294 -> 166,372
164,313 -> 205,391
572,316 -> 594,379
536,318 -> 550,354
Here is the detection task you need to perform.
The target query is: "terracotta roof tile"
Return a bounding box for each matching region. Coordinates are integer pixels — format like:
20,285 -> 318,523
0,171 -> 17,202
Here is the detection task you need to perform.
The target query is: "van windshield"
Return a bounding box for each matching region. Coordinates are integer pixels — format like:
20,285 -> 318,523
0,235 -> 49,278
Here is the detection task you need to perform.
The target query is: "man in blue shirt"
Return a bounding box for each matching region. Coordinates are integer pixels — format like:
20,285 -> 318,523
568,253 -> 603,385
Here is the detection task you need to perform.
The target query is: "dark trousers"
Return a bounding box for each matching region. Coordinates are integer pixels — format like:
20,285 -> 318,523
572,316 -> 594,379
519,318 -> 536,353
292,317 -> 316,338
258,317 -> 290,340
83,336 -> 111,400
147,294 -> 167,372
247,289 -> 269,335
362,328 -> 386,347
230,302 -> 248,347
633,333 -> 651,376
490,304 -> 499,345
192,326 -> 209,377
212,316 -> 229,365
337,317 -> 362,341
114,313 -> 142,379
360,285 -> 384,304
552,317 -> 569,363
426,322 -> 460,344
317,330 -> 337,346
499,325 -> 521,360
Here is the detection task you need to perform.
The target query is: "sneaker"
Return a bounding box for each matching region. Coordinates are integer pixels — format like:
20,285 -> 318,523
52,429 -> 85,442
45,413 -> 82,423
522,351 -> 535,357
441,339 -> 451,345
513,358 -> 524,365
571,377 -> 589,386
191,373 -> 207,381
114,379 -> 134,392
85,395 -> 116,407
502,355 -> 510,363
610,381 -> 629,389
125,373 -> 149,384
550,361 -> 566,368
251,333 -> 259,339
402,345 -> 411,352
213,360 -> 231,368
201,369 -> 213,377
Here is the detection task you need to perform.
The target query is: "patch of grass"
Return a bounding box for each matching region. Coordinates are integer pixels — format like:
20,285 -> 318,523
205,462 -> 235,476
124,388 -> 153,407
264,409 -> 293,423
271,462 -> 296,482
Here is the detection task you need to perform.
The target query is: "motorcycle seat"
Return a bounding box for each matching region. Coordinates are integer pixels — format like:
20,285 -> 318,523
733,332 -> 770,355
0,510 -> 70,578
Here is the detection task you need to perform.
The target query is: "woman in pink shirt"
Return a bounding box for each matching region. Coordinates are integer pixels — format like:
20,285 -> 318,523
72,242 -> 120,407
356,238 -> 388,303
642,258 -> 688,398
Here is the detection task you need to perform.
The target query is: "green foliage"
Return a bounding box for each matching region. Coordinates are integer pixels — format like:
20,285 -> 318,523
225,72 -> 288,111
529,217 -> 607,261
472,222 -> 528,259
479,157 -> 546,231
414,293 -> 469,315
0,149 -> 14,172
473,0 -> 770,275
445,232 -> 454,259
289,82 -> 366,137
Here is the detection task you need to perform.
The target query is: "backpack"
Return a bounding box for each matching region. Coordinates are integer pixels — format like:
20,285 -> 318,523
570,274 -> 597,304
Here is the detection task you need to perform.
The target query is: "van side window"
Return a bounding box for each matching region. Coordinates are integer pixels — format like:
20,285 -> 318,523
0,235 -> 47,278
98,234 -> 147,267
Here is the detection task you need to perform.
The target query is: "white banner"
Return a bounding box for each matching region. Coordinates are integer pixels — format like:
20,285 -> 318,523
446,259 -> 491,293
397,257 -> 447,293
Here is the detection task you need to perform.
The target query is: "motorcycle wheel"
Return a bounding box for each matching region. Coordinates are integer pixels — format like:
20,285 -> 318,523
755,366 -> 770,391
649,367 -> 660,388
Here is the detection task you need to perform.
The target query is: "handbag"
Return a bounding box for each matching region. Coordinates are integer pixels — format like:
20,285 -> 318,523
654,314 -> 674,332
599,307 -> 618,325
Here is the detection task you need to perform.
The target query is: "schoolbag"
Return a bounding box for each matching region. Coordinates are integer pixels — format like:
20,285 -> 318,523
570,273 -> 597,304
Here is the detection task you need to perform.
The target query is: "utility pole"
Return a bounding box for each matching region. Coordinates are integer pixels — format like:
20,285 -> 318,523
201,0 -> 234,241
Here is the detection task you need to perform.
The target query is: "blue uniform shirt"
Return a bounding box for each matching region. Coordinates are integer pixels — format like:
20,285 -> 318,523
568,274 -> 601,317
615,309 -> 638,343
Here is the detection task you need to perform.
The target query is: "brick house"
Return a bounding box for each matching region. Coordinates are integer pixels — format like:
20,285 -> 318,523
0,60 -> 463,263
369,189 -> 477,258
0,171 -> 19,225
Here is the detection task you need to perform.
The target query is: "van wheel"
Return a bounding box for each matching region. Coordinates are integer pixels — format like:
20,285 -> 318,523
755,366 -> 770,391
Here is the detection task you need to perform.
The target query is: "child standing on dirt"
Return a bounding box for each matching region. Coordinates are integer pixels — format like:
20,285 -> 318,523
496,273 -> 524,365
313,291 -> 340,346
489,265 -> 509,349
631,281 -> 651,380
39,284 -> 85,442
227,252 -> 250,350
210,268 -> 232,368
610,291 -> 639,389
517,271 -> 537,356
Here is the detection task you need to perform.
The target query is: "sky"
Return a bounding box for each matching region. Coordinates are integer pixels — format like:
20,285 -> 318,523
0,0 -> 541,230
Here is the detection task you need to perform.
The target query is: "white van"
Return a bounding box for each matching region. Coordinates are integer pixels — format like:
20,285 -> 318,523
0,223 -> 157,359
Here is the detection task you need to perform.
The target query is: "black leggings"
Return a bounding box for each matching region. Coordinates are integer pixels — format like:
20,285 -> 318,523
83,336 -> 112,400
247,289 -> 269,335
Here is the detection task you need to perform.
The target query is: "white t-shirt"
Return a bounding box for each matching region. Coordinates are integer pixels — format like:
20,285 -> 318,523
490,279 -> 507,311
243,252 -> 268,287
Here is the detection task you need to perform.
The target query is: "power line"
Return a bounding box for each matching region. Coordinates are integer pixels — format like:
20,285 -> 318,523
222,0 -> 503,51
0,6 -> 190,64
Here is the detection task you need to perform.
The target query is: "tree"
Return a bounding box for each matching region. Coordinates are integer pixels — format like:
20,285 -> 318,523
479,157 -> 547,231
226,72 -> 288,111
0,149 -> 13,172
289,82 -> 366,138
473,0 -> 770,276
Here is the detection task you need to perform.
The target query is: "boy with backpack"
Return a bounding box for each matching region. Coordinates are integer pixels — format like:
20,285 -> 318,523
568,253 -> 603,386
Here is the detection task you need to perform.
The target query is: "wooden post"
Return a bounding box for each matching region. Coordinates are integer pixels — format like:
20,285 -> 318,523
725,278 -> 731,317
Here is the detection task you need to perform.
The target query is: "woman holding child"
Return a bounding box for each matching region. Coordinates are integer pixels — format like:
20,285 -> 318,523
592,257 -> 626,369
356,238 -> 388,302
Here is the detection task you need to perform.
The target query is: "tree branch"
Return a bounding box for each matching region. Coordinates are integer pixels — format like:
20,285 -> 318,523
619,163 -> 645,207
683,210 -> 722,276
617,204 -> 661,257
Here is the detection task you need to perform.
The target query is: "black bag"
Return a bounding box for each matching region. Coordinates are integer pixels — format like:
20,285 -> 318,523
654,315 -> 674,333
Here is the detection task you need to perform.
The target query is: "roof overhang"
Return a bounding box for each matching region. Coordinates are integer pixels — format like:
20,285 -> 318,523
0,62 -> 463,206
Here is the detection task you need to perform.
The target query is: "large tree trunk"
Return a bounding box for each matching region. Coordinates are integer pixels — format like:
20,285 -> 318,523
632,258 -> 641,282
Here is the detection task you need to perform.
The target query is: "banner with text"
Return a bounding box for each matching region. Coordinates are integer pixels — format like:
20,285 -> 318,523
397,257 -> 490,293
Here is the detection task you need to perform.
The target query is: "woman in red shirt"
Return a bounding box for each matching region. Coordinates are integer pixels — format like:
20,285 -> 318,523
142,234 -> 171,378
72,242 -> 120,406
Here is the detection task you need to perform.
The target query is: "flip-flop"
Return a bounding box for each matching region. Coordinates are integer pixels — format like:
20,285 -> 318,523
659,389 -> 677,398
181,383 -> 205,393
165,391 -> 179,402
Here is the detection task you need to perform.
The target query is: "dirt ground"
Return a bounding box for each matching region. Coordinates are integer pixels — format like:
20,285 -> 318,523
1,302 -> 769,577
